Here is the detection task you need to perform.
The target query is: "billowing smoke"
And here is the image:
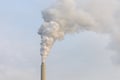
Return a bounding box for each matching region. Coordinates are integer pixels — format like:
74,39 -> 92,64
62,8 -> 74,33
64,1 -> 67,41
38,0 -> 120,63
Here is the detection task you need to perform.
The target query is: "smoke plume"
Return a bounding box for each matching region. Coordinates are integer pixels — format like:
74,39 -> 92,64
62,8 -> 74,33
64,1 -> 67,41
38,0 -> 120,63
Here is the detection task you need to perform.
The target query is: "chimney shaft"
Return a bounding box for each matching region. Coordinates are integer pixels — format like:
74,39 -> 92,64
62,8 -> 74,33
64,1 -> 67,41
41,62 -> 46,80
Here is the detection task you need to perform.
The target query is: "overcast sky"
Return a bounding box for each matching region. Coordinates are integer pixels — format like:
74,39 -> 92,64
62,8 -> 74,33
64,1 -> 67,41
0,0 -> 120,80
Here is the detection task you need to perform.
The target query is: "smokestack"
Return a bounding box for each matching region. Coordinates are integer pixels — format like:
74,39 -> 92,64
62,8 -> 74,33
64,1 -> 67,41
41,62 -> 46,80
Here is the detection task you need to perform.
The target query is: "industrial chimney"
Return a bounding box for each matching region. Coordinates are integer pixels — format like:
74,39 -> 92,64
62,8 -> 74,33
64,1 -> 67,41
41,62 -> 46,80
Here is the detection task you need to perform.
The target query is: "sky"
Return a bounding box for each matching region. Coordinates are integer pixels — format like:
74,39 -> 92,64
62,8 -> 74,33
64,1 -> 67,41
0,0 -> 120,80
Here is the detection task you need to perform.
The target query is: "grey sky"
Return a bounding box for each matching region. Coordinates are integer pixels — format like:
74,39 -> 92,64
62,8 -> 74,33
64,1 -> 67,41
0,0 -> 120,80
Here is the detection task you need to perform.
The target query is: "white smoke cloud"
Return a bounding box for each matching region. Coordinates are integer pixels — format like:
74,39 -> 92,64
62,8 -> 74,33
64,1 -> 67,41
38,0 -> 120,63
83,0 -> 120,64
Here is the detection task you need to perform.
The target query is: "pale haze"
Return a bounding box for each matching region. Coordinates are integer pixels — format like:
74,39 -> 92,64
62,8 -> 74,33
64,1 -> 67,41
1,0 -> 120,80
